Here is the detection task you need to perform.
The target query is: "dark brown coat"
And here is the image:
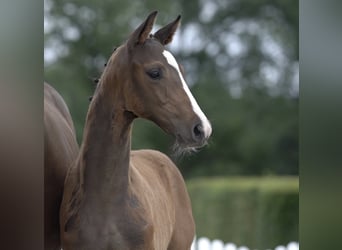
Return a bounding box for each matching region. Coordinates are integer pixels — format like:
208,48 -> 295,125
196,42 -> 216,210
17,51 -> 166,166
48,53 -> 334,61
44,83 -> 79,249
60,11 -> 211,250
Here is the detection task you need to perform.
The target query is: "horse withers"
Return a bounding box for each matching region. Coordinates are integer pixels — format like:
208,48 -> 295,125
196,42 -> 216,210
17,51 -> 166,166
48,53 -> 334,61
44,83 -> 79,250
60,11 -> 212,250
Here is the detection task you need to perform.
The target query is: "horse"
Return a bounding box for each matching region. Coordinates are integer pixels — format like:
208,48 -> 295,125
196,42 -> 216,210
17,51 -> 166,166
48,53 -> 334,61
44,82 -> 79,249
60,11 -> 212,250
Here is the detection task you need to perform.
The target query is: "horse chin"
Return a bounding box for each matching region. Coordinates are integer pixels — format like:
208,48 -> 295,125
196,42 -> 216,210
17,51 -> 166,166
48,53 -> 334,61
172,136 -> 208,157
172,142 -> 197,157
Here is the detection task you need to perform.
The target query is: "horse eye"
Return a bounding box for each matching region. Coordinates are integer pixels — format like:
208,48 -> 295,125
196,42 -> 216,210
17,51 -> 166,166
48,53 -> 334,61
146,69 -> 162,80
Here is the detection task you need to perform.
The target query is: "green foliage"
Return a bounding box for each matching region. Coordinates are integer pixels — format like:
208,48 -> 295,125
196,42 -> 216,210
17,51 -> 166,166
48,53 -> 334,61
44,0 -> 298,176
187,176 -> 298,249
176,83 -> 298,177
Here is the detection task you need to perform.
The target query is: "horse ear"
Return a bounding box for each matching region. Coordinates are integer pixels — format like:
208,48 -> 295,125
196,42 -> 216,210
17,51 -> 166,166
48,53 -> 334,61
128,11 -> 158,48
154,15 -> 181,46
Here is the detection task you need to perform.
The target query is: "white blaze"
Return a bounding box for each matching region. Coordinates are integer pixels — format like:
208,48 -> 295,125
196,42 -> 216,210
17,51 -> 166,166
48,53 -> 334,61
162,50 -> 212,138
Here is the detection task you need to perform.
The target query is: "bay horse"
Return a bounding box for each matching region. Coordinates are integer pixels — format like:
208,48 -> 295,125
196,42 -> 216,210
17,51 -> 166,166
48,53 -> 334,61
44,82 -> 79,249
60,11 -> 212,250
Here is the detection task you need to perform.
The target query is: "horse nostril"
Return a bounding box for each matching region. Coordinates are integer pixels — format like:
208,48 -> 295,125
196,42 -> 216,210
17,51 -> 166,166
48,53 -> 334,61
193,123 -> 204,140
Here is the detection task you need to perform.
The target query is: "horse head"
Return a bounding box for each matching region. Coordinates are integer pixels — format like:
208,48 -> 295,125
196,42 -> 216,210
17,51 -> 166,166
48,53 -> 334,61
103,11 -> 212,151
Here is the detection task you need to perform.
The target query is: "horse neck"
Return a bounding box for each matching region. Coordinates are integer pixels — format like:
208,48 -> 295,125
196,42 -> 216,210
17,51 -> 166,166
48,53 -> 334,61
79,63 -> 134,201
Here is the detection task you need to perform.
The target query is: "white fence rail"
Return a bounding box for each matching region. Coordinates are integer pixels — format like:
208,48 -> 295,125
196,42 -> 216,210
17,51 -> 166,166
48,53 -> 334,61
191,237 -> 299,250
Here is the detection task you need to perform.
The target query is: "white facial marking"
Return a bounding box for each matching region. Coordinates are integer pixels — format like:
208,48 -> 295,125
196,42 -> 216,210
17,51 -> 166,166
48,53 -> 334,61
162,50 -> 212,138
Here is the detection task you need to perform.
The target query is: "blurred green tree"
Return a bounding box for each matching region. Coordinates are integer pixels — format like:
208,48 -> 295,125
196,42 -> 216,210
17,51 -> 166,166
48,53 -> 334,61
44,0 -> 298,177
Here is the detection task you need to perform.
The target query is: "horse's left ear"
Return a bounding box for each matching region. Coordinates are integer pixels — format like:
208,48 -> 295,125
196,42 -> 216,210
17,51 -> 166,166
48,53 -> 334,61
154,15 -> 181,46
128,11 -> 158,48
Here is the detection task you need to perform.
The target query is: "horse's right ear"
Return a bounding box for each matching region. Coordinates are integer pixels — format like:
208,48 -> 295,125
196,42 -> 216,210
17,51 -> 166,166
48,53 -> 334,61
127,11 -> 158,49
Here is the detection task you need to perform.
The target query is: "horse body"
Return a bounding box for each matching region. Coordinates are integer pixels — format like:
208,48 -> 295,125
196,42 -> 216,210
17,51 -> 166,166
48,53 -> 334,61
44,83 -> 79,249
62,150 -> 194,250
60,11 -> 211,250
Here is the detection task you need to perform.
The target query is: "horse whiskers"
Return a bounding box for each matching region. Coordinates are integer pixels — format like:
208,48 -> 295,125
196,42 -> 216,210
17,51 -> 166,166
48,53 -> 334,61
171,141 -> 197,158
172,138 -> 211,158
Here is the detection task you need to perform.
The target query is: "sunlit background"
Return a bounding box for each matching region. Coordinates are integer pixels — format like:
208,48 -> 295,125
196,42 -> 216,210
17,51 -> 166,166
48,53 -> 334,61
44,0 -> 298,249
